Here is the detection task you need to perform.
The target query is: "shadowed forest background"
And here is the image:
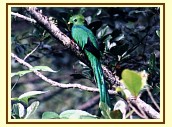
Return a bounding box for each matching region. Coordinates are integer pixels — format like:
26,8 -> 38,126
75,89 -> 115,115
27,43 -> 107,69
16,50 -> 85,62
11,7 -> 160,119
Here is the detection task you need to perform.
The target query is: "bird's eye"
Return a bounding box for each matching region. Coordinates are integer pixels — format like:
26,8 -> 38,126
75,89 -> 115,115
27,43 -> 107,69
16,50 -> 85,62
74,19 -> 77,22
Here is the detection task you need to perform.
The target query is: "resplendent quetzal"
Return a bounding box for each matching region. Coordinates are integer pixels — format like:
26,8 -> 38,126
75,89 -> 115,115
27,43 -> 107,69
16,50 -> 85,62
68,14 -> 111,108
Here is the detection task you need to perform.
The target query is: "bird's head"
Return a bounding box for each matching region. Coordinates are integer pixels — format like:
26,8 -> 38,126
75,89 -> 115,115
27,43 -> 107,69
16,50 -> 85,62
68,14 -> 85,25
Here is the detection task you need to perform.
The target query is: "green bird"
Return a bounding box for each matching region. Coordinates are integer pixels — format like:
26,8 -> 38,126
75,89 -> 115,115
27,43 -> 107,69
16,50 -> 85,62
68,14 -> 111,108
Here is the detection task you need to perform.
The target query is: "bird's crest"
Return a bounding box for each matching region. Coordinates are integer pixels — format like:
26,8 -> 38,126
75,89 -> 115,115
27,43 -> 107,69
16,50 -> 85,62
68,14 -> 85,25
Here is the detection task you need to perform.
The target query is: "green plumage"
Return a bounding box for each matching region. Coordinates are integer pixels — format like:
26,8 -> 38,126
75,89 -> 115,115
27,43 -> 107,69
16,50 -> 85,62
69,14 -> 111,107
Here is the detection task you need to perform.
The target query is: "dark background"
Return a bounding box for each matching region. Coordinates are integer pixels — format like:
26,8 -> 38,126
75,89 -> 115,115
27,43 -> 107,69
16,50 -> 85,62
11,7 -> 160,118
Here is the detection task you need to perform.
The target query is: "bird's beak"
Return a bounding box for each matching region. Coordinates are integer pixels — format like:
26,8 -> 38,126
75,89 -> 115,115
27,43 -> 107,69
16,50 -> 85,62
68,22 -> 71,24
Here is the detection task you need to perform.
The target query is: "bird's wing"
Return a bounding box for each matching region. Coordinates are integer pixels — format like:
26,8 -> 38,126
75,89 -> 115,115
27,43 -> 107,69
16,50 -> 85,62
85,38 -> 100,59
72,26 -> 100,59
72,26 -> 89,49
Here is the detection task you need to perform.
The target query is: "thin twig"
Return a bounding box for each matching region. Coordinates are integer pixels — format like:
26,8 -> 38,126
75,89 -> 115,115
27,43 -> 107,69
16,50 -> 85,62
11,53 -> 117,95
24,43 -> 40,61
11,12 -> 36,23
11,76 -> 20,91
77,95 -> 100,110
128,101 -> 147,119
129,98 -> 160,119
125,109 -> 134,119
135,98 -> 149,119
146,87 -> 160,111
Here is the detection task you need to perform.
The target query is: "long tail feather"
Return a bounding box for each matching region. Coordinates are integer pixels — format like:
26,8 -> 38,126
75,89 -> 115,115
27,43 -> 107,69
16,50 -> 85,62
85,51 -> 111,107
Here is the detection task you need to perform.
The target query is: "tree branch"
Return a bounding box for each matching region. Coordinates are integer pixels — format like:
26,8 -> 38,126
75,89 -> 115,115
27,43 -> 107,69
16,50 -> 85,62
11,52 -> 117,95
129,98 -> 160,119
25,7 -> 119,86
13,7 -> 160,119
77,95 -> 100,110
11,12 -> 36,23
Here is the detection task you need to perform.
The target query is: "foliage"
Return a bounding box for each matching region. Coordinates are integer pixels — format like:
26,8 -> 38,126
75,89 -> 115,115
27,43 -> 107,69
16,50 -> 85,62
11,7 -> 160,119
99,102 -> 123,119
42,110 -> 98,119
121,69 -> 144,97
12,66 -> 57,77
11,91 -> 46,119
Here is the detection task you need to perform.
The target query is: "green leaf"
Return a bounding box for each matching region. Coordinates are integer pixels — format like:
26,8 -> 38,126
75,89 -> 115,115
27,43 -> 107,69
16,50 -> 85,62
96,9 -> 102,16
12,104 -> 19,115
115,87 -> 126,99
149,53 -> 156,70
98,25 -> 112,38
30,66 -> 57,73
11,73 -> 17,77
110,110 -> 123,119
156,30 -> 160,37
148,53 -> 160,76
99,102 -> 122,119
17,103 -> 25,118
24,101 -> 39,119
121,69 -> 143,97
18,91 -> 48,105
42,112 -> 60,119
11,97 -> 19,101
11,70 -> 32,77
99,102 -> 112,119
12,103 -> 25,119
59,110 -> 97,119
12,104 -> 19,119
11,66 -> 57,78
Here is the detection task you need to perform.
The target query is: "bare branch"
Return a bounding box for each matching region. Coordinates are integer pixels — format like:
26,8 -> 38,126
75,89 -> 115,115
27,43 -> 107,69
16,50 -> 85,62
77,95 -> 100,110
129,98 -> 160,119
25,7 -> 119,86
128,101 -> 147,119
11,12 -> 36,23
24,43 -> 40,61
11,53 -> 117,95
146,87 -> 160,111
